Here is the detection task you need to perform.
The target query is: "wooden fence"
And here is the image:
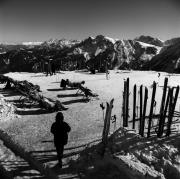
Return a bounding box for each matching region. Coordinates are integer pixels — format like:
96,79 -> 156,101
122,77 -> 179,138
100,77 -> 180,157
101,77 -> 180,155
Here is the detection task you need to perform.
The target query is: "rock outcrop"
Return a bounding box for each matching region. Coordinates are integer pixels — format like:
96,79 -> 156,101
113,39 -> 160,70
164,37 -> 180,46
143,41 -> 180,73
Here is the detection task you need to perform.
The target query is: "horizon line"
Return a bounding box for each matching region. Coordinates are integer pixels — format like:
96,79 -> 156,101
1,34 -> 180,45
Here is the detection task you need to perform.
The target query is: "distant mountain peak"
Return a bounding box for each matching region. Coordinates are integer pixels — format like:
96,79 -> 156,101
95,35 -> 115,43
22,42 -> 42,46
41,38 -> 81,48
104,36 -> 116,44
134,35 -> 164,47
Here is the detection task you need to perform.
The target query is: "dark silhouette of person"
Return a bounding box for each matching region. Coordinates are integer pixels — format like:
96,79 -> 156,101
51,112 -> 71,168
45,59 -> 52,76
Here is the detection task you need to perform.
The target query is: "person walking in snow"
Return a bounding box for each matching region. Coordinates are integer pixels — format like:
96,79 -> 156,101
51,112 -> 71,168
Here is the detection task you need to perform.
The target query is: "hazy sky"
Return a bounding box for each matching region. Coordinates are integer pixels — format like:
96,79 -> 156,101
1,0 -> 180,43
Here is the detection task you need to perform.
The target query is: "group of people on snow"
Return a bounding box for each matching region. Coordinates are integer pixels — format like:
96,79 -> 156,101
44,59 -> 56,76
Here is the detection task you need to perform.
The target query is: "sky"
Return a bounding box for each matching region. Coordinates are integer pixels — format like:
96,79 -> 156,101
0,0 -> 180,43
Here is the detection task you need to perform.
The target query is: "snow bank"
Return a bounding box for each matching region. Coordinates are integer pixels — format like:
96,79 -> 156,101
0,94 -> 17,121
0,129 -> 57,179
109,128 -> 180,179
70,127 -> 180,179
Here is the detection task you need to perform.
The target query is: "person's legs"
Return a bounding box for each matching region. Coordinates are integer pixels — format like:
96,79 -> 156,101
56,145 -> 64,168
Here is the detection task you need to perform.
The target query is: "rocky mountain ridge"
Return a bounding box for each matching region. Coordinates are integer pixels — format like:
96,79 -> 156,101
143,40 -> 180,73
0,35 -> 180,73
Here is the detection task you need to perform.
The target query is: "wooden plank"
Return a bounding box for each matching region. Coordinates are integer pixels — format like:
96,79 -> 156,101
160,87 -> 171,135
125,78 -> 129,127
157,77 -> 168,137
166,88 -> 174,137
147,81 -> 156,138
132,84 -> 137,129
140,87 -> 148,137
139,85 -> 143,135
123,80 -> 127,127
166,86 -> 179,136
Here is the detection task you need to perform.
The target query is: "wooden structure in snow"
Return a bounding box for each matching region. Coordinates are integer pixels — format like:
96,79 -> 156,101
0,75 -> 67,112
122,77 -> 179,138
101,99 -> 114,157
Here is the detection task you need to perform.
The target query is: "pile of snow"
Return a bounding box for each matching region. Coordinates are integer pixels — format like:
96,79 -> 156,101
70,127 -> 180,179
0,94 -> 17,121
109,128 -> 180,179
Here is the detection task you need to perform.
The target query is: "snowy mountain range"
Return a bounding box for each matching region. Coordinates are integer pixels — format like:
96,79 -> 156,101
1,35 -> 180,73
22,42 -> 42,46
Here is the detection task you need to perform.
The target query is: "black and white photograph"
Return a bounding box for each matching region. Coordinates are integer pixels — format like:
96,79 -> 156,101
1,0 -> 180,178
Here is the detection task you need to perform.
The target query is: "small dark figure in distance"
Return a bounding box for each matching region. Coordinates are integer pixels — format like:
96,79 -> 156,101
106,70 -> 110,80
51,112 -> 71,168
45,60 -> 52,76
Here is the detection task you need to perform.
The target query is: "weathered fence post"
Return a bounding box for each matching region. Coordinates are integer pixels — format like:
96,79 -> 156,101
122,80 -> 127,127
166,86 -> 179,136
125,78 -> 129,127
140,87 -> 148,137
157,77 -> 168,137
122,78 -> 129,127
132,84 -> 137,129
147,81 -> 156,137
139,85 -> 143,135
160,87 -> 171,134
166,88 -> 174,137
